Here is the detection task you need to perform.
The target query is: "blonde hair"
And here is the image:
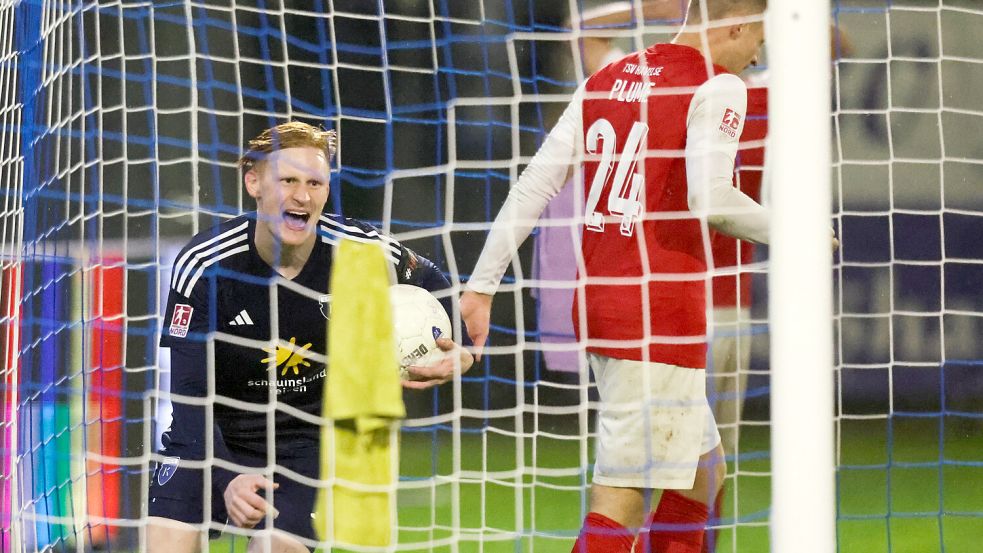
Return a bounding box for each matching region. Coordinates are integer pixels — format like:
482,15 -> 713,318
239,121 -> 338,171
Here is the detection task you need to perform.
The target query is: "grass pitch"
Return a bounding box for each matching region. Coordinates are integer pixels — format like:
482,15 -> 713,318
211,416 -> 981,552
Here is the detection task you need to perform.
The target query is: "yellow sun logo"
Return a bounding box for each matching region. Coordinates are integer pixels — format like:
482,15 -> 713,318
261,336 -> 313,375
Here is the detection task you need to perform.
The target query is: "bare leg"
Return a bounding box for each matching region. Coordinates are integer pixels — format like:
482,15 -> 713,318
247,530 -> 310,553
146,517 -> 202,553
677,445 -> 727,506
588,484 -> 646,530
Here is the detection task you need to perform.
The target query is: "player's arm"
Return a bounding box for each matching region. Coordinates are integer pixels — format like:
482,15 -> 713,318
327,216 -> 451,293
462,85 -> 584,355
395,246 -> 450,292
685,73 -> 770,244
162,278 -> 277,527
160,279 -> 240,486
166,343 -> 239,493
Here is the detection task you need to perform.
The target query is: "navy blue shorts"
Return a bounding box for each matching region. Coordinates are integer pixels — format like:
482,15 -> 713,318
148,434 -> 320,546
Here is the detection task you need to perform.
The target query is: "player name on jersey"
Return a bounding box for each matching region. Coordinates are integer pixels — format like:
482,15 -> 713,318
608,79 -> 657,103
608,64 -> 665,103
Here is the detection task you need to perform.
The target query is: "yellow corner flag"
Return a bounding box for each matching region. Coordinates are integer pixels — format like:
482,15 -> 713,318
315,239 -> 406,548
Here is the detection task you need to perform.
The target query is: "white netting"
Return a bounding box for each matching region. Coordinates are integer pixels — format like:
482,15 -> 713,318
830,2 -> 983,550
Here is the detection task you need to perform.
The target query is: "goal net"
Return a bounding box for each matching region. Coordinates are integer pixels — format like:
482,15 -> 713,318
830,2 -> 982,551
1,1 -> 980,552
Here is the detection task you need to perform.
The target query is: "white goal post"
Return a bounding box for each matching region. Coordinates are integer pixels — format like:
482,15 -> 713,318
767,1 -> 836,552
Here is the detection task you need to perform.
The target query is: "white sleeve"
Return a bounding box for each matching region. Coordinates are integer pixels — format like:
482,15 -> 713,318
686,73 -> 770,244
466,86 -> 584,295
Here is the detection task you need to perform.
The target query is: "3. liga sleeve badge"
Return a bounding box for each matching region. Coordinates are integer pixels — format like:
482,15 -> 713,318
718,108 -> 742,138
169,303 -> 194,337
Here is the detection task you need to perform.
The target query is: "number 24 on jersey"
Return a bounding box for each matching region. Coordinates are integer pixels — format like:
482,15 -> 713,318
584,117 -> 649,237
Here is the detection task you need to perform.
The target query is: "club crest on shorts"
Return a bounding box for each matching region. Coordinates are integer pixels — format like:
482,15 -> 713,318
157,456 -> 180,486
318,294 -> 331,320
169,304 -> 194,337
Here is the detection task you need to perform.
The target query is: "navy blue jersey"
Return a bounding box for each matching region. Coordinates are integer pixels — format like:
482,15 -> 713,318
159,212 -> 448,487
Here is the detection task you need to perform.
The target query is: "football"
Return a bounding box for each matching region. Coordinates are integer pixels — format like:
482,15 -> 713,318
390,284 -> 452,379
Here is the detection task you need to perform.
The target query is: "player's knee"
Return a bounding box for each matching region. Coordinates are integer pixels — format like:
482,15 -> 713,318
247,531 -> 310,553
146,517 -> 201,553
589,484 -> 646,529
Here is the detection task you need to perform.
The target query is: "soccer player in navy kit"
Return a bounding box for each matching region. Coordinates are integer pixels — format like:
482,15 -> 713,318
146,122 -> 473,553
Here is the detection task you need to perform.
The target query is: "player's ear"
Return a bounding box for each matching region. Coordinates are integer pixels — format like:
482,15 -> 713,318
244,167 -> 262,199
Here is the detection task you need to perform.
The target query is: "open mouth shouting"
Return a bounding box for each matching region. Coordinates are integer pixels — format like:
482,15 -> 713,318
283,210 -> 311,231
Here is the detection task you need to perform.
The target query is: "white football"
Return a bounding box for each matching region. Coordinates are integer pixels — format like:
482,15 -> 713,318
390,284 -> 452,379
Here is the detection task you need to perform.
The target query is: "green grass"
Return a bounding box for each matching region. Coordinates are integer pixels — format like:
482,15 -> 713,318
208,417 -> 982,552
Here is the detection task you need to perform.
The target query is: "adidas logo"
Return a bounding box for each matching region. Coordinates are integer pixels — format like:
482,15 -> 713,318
229,309 -> 254,326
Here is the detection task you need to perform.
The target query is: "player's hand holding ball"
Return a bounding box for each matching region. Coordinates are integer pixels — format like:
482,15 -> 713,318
401,337 -> 474,389
391,285 -> 474,390
223,474 -> 279,528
